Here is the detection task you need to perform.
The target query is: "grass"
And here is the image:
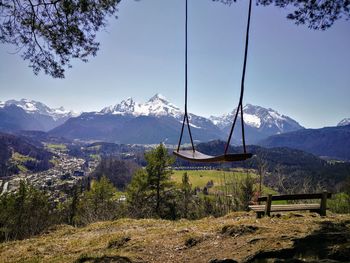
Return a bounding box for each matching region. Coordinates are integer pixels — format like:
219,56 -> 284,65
86,145 -> 102,151
171,169 -> 256,189
9,152 -> 38,173
89,154 -> 100,160
1,212 -> 349,263
11,152 -> 36,163
46,143 -> 67,151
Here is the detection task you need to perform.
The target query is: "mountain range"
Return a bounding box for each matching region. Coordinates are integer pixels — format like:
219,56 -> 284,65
0,99 -> 77,131
48,94 -> 305,144
0,95 -> 349,160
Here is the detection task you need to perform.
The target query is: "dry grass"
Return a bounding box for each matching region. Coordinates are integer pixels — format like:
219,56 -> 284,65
0,212 -> 349,263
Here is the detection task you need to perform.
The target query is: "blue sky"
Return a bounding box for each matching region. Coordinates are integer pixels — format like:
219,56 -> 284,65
0,0 -> 349,128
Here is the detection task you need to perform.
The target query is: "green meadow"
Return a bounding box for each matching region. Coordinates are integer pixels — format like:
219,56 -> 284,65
171,169 -> 256,188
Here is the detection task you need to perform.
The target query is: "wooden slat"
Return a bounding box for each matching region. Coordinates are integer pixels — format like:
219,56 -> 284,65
249,204 -> 320,212
270,204 -> 320,212
257,192 -> 332,202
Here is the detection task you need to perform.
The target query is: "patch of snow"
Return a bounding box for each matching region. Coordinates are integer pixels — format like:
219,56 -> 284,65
244,113 -> 261,128
268,110 -> 285,121
178,121 -> 201,129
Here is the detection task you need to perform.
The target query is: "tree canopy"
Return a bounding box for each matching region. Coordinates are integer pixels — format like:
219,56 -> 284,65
217,0 -> 350,30
0,0 -> 121,78
1,0 -> 348,78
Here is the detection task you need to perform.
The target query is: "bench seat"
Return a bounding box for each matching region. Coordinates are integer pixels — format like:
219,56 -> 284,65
248,191 -> 331,218
249,203 -> 321,212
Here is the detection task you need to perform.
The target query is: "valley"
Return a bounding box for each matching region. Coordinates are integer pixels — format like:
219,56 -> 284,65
0,143 -> 98,203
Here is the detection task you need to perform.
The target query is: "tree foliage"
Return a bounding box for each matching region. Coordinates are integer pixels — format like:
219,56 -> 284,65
216,0 -> 350,30
0,0 -> 121,78
0,181 -> 52,241
92,157 -> 139,190
74,176 -> 118,225
127,144 -> 175,218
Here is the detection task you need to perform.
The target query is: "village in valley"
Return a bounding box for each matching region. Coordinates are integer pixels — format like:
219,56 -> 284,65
0,145 -> 99,203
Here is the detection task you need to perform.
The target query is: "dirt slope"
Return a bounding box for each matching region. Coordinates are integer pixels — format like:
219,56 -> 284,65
0,212 -> 349,263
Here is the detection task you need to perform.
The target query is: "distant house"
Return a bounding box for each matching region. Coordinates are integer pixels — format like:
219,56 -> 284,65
118,195 -> 127,202
73,170 -> 84,177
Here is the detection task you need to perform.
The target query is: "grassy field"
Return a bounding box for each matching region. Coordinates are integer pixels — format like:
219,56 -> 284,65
45,143 -> 67,151
171,169 -> 256,188
171,169 -> 283,200
10,152 -> 37,173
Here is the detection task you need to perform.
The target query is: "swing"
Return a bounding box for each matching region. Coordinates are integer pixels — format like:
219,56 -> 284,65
173,0 -> 253,163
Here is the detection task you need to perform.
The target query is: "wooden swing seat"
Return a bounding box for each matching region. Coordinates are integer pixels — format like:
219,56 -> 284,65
173,150 -> 252,163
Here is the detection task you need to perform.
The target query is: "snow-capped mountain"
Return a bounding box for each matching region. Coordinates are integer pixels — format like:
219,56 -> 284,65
50,94 -> 225,144
2,99 -> 78,120
337,118 -> 350,126
100,94 -> 183,119
99,94 -> 220,131
1,94 -> 305,144
0,99 -> 79,132
210,104 -> 304,143
50,95 -> 303,144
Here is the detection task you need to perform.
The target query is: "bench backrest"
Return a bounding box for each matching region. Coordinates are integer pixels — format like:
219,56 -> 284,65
258,192 -> 332,202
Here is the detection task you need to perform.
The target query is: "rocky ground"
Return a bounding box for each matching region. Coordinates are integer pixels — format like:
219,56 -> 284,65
0,212 -> 349,263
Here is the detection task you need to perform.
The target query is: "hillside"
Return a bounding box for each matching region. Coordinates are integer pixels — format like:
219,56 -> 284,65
175,140 -> 350,191
259,125 -> 350,160
1,212 -> 349,263
0,133 -> 53,177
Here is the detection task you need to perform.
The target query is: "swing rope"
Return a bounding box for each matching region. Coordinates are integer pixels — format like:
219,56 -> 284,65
224,0 -> 252,155
177,0 -> 195,153
175,0 -> 253,163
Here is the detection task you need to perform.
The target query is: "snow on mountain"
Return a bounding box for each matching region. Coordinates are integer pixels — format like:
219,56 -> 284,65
210,104 -> 303,133
101,94 -> 183,119
2,99 -> 78,120
101,97 -> 303,138
338,118 -> 350,126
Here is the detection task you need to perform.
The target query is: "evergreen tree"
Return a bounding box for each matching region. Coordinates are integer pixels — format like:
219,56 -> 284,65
126,169 -> 152,218
240,173 -> 256,210
180,172 -> 192,218
0,181 -> 51,241
127,144 -> 175,218
75,176 -> 118,225
144,144 -> 175,217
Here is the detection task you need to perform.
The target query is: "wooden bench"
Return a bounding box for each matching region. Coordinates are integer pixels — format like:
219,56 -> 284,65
249,191 -> 332,218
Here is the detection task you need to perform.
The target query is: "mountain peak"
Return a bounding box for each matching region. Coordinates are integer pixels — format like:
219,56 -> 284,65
338,118 -> 350,126
100,94 -> 181,118
148,93 -> 168,103
210,104 -> 303,133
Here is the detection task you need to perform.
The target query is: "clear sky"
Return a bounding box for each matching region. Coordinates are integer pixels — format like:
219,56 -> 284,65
0,0 -> 349,128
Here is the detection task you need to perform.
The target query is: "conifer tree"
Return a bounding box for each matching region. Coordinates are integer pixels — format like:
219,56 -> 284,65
127,144 -> 175,218
75,176 -> 117,225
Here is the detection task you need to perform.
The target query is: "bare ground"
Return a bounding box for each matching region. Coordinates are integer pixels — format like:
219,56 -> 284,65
0,212 -> 349,263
